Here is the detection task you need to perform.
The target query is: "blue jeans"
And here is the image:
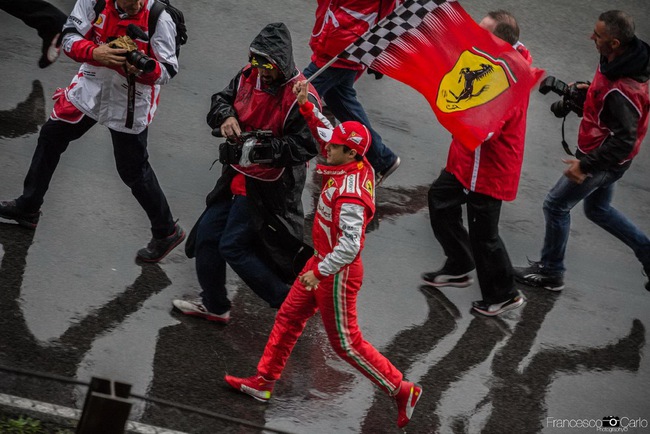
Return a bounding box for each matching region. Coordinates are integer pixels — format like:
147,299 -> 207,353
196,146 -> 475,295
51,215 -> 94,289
194,195 -> 290,314
541,170 -> 650,274
303,62 -> 397,173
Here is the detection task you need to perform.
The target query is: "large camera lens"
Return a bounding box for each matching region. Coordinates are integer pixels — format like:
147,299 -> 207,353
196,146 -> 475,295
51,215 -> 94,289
126,50 -> 156,73
550,100 -> 571,118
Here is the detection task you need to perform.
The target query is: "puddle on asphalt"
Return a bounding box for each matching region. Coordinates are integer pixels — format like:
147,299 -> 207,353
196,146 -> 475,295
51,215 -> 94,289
0,80 -> 46,138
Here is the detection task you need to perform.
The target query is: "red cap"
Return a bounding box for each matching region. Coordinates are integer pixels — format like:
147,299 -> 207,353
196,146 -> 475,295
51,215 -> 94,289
317,121 -> 372,156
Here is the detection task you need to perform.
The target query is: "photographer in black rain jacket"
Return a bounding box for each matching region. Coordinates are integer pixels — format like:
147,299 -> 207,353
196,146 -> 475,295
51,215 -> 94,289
174,23 -> 321,323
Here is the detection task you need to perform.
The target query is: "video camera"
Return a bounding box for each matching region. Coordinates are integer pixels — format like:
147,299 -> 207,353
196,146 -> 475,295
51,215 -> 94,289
108,24 -> 156,73
212,129 -> 275,165
538,76 -> 589,118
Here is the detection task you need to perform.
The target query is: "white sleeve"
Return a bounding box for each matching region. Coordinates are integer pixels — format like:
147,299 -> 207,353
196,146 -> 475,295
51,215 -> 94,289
61,0 -> 96,51
150,10 -> 179,83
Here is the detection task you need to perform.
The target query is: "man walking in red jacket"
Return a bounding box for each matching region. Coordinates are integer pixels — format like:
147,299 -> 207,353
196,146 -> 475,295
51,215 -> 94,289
303,0 -> 403,184
422,10 -> 532,316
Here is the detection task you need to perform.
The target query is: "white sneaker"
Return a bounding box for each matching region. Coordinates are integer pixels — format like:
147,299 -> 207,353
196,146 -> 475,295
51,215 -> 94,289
172,298 -> 230,324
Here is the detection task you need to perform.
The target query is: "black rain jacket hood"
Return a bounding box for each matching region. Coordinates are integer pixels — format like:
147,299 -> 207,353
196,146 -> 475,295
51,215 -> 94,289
249,22 -> 298,83
600,36 -> 650,83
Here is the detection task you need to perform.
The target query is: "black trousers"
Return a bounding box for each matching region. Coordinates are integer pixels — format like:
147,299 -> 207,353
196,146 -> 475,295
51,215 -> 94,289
17,116 -> 175,238
0,0 -> 67,42
428,169 -> 516,304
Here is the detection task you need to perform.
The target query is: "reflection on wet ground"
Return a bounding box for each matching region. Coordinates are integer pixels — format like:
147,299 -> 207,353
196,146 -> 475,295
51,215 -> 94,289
0,222 -> 172,406
2,0 -> 650,430
0,80 -> 46,139
1,213 -> 645,432
358,287 -> 645,434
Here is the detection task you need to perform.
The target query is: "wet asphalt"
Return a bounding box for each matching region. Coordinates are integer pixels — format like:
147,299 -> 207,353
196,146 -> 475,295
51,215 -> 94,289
1,0 -> 649,433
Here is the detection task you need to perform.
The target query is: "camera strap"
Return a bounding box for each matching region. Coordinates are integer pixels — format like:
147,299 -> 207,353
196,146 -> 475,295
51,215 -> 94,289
125,73 -> 136,129
561,116 -> 574,156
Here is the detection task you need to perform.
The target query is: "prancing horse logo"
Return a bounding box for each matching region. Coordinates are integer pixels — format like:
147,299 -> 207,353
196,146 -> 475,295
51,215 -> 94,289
436,50 -> 511,113
447,64 -> 494,103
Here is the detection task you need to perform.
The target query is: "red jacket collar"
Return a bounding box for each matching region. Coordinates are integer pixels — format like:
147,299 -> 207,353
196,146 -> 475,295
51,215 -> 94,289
315,159 -> 368,177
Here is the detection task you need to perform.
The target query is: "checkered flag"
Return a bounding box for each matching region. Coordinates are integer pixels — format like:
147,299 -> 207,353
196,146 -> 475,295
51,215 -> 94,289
339,0 -> 452,67
335,0 -> 543,151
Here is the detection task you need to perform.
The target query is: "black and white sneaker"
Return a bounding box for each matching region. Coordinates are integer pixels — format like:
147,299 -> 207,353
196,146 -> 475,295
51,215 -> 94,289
422,266 -> 474,288
172,298 -> 230,324
136,222 -> 186,263
472,292 -> 526,317
514,260 -> 565,291
0,200 -> 40,229
376,156 -> 401,186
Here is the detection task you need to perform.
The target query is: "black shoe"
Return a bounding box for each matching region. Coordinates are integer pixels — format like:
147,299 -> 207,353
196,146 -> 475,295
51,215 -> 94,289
376,156 -> 401,186
136,223 -> 186,263
0,200 -> 40,229
472,292 -> 526,317
644,267 -> 650,292
422,266 -> 474,288
514,260 -> 564,291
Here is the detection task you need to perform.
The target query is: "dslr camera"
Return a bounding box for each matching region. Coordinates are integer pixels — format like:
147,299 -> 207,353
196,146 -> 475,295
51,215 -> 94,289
217,130 -> 275,165
108,24 -> 156,73
538,76 -> 589,118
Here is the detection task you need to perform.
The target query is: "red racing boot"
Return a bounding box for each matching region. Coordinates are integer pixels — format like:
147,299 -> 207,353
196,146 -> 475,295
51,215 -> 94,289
224,374 -> 275,402
394,380 -> 423,428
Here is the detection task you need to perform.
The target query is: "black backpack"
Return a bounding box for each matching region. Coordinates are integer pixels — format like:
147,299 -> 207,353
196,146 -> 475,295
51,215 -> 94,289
93,0 -> 188,57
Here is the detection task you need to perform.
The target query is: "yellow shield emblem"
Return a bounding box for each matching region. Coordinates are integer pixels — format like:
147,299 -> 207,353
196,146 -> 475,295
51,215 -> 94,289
364,179 -> 373,199
436,50 -> 511,113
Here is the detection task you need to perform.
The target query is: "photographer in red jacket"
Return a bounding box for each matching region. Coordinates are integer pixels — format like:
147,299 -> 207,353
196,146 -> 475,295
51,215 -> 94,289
515,10 -> 650,293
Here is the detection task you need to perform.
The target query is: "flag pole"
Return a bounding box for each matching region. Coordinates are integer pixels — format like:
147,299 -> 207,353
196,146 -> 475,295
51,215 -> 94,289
305,56 -> 340,84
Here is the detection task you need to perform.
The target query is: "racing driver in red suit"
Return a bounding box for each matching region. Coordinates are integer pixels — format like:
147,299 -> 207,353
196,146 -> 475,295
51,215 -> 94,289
224,80 -> 423,429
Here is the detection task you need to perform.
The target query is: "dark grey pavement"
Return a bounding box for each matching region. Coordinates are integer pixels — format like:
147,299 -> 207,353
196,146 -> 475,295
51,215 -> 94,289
1,1 -> 649,433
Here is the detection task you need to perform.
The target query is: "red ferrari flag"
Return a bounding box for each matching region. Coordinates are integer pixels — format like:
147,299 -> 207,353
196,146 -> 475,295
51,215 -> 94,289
338,0 -> 544,150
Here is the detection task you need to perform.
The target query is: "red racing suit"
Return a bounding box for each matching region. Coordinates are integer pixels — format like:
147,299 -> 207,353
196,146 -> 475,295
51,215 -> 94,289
54,0 -> 178,133
256,100 -> 403,394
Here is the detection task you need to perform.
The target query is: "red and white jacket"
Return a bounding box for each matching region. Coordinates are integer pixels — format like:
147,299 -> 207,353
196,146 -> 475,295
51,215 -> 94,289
299,101 -> 375,280
55,0 -> 178,133
444,42 -> 533,201
309,0 -> 403,71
